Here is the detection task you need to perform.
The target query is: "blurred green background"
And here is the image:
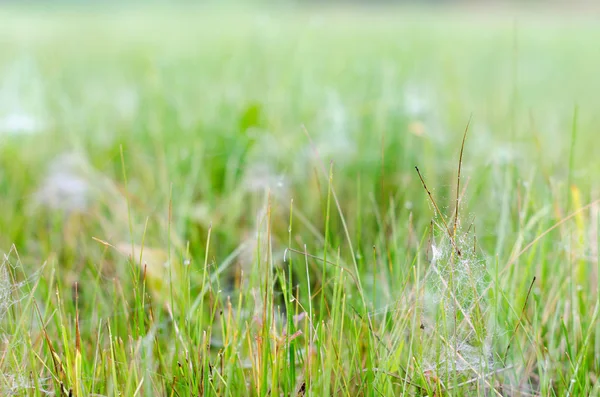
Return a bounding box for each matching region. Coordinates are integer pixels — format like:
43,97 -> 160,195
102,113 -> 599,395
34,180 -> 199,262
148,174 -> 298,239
1,2 -> 599,395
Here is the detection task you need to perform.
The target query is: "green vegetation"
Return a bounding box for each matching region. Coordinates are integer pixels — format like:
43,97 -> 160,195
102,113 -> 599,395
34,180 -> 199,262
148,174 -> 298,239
0,6 -> 599,396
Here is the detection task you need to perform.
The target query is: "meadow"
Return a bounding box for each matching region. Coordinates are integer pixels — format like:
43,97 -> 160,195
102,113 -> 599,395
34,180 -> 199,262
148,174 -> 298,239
0,5 -> 599,396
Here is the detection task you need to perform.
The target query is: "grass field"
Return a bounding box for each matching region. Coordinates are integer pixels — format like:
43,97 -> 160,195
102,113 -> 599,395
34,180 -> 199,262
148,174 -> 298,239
0,5 -> 599,396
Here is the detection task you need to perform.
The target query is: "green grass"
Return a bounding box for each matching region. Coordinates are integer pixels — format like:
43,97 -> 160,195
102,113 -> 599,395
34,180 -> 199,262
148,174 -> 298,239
0,5 -> 599,396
